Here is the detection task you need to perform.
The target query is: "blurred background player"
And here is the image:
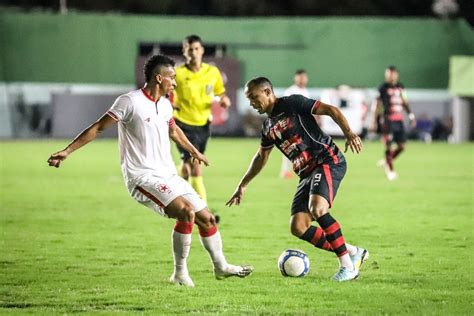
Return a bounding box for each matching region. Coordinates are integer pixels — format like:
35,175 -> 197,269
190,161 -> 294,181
227,77 -> 368,282
173,35 -> 231,211
375,66 -> 416,180
47,55 -> 252,287
280,69 -> 310,179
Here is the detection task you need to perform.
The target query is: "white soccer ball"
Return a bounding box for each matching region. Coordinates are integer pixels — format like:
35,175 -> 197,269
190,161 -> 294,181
278,249 -> 310,277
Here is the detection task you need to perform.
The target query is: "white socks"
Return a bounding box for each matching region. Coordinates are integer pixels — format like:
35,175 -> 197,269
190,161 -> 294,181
339,253 -> 354,270
199,230 -> 228,271
345,243 -> 358,256
172,222 -> 193,276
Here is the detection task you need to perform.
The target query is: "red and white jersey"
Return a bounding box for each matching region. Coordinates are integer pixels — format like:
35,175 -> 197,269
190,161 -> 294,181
107,89 -> 177,189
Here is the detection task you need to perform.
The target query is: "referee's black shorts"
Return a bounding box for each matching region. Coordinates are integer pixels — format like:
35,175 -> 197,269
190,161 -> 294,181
175,119 -> 211,161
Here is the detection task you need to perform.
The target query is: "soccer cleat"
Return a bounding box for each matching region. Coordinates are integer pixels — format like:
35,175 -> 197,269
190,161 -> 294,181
387,171 -> 398,181
169,273 -> 195,287
214,264 -> 254,280
351,247 -> 369,271
331,267 -> 359,282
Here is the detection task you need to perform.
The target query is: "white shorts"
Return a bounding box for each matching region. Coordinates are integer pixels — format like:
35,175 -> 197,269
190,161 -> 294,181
130,174 -> 207,217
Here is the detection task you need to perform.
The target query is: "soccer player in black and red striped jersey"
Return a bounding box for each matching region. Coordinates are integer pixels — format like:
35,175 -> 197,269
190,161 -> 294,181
226,77 -> 369,282
376,66 -> 416,180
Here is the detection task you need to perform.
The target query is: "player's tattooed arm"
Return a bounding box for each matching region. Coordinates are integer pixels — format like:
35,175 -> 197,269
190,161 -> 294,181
169,124 -> 209,166
226,146 -> 272,206
314,102 -> 363,154
47,112 -> 117,168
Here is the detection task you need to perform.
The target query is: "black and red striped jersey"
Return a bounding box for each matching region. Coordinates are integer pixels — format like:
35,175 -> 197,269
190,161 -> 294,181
260,95 -> 344,178
378,82 -> 406,122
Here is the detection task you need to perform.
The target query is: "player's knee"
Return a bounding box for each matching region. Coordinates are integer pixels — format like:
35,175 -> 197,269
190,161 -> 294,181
310,204 -> 328,219
290,222 -> 308,238
178,203 -> 195,222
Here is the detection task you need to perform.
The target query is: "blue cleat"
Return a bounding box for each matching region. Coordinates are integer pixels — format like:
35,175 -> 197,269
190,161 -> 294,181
332,266 -> 359,282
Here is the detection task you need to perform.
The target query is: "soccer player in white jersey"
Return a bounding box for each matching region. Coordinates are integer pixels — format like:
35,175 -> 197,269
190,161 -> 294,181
47,54 -> 253,287
280,69 -> 310,179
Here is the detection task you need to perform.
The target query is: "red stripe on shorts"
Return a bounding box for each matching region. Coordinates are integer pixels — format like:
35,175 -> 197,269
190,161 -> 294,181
136,186 -> 165,208
322,164 -> 334,207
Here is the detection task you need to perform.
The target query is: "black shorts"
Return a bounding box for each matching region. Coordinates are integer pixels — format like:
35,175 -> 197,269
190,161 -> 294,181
383,120 -> 406,144
291,160 -> 347,215
175,119 -> 211,160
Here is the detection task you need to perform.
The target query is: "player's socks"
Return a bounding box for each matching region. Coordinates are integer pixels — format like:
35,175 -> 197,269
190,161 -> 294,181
391,145 -> 405,160
198,225 -> 227,271
172,221 -> 193,276
316,213 -> 349,258
198,225 -> 253,279
385,149 -> 394,171
300,226 -> 332,251
190,176 -> 207,204
300,226 -> 358,256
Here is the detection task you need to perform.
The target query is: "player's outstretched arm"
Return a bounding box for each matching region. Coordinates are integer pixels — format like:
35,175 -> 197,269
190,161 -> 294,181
226,147 -> 272,207
47,113 -> 117,168
169,124 -> 209,166
314,102 -> 363,154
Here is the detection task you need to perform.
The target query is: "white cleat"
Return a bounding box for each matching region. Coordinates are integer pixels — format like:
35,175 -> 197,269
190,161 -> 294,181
169,273 -> 195,287
350,247 -> 370,272
332,267 -> 359,282
214,264 -> 254,280
387,171 -> 398,181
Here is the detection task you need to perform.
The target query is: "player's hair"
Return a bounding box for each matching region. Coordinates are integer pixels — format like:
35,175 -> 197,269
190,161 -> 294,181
387,65 -> 398,72
144,54 -> 175,83
245,77 -> 274,92
184,34 -> 203,45
295,69 -> 307,75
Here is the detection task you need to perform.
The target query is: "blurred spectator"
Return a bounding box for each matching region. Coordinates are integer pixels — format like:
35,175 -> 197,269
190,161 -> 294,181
432,116 -> 453,140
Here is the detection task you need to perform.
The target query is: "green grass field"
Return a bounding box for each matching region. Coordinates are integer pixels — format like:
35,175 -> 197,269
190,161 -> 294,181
1,138 -> 473,314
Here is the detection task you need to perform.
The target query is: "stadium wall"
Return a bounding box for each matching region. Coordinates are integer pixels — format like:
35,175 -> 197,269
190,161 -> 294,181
0,10 -> 473,88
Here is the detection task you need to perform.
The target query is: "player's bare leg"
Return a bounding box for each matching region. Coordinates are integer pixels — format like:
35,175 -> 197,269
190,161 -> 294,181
164,196 -> 196,287
309,195 -> 359,281
194,209 -> 253,280
379,139 -> 398,181
187,158 -> 221,223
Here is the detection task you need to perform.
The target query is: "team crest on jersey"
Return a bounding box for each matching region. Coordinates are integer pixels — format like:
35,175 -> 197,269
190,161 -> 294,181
157,184 -> 171,194
267,118 -> 293,140
205,84 -> 213,95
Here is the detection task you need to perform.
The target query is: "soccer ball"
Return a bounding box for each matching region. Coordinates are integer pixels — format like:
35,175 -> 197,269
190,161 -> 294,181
278,249 -> 310,277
